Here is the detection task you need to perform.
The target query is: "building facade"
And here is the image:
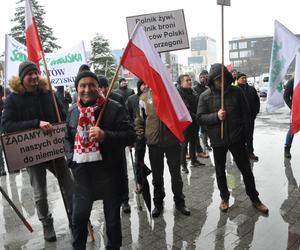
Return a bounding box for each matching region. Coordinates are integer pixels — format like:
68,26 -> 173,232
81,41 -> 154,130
188,35 -> 217,69
229,35 -> 300,77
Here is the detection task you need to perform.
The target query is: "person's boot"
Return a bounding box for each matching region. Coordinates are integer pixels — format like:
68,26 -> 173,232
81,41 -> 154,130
181,162 -> 189,173
175,204 -> 191,216
42,218 -> 56,242
219,200 -> 229,212
122,202 -> 131,214
284,146 -> 291,159
0,168 -> 6,177
152,206 -> 163,218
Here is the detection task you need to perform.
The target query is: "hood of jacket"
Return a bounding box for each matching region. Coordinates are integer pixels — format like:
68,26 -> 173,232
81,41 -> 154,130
207,63 -> 233,90
9,75 -> 50,95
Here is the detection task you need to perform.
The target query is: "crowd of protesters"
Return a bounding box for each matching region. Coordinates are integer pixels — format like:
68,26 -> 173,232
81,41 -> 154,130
0,60 -> 282,249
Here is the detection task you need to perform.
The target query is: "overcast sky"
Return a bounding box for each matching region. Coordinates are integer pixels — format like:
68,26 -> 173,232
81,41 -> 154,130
1,0 -> 299,65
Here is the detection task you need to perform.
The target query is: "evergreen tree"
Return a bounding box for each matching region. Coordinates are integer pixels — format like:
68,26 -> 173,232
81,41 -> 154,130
89,33 -> 116,79
10,0 -> 61,53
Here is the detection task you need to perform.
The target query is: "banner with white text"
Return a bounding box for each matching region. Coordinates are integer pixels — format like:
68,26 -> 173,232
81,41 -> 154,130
1,123 -> 66,172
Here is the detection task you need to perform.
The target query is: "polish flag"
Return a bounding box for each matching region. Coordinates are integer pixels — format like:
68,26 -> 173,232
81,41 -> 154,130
120,23 -> 191,143
292,49 -> 300,135
25,0 -> 43,69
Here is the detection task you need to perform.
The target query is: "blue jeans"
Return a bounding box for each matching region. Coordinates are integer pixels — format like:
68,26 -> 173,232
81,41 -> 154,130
285,124 -> 294,147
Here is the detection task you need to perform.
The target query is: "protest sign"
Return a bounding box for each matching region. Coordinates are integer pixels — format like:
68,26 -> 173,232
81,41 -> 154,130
126,9 -> 189,53
1,123 -> 66,172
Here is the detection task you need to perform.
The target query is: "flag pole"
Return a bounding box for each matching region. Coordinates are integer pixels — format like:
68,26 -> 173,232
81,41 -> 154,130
4,34 -> 9,97
39,53 -> 61,122
25,0 -> 71,224
0,186 -> 33,232
221,4 -> 224,139
217,0 -> 230,139
95,22 -> 141,126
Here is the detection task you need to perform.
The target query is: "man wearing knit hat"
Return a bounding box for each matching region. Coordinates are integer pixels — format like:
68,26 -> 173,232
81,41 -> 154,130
1,61 -> 74,242
237,72 -> 260,161
65,67 -> 135,249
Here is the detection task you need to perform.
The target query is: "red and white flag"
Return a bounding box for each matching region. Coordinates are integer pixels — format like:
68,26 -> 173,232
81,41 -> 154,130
120,23 -> 191,143
25,0 -> 43,69
292,49 -> 300,135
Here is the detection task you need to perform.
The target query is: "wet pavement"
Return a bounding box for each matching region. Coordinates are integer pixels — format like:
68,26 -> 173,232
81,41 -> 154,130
0,99 -> 300,250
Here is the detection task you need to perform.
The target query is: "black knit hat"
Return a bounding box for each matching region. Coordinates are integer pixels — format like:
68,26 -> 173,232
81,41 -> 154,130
237,72 -> 246,80
78,64 -> 90,73
98,75 -> 109,88
74,70 -> 99,91
19,61 -> 38,83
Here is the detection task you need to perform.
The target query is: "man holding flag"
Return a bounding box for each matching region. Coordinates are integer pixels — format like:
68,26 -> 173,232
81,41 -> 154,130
135,87 -> 191,217
120,22 -> 192,218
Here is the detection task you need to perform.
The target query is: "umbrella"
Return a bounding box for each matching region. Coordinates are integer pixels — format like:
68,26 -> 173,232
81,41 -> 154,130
129,148 -> 142,211
138,161 -> 152,213
129,147 -> 152,213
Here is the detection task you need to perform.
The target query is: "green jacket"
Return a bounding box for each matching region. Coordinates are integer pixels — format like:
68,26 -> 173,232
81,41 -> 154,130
135,89 -> 179,146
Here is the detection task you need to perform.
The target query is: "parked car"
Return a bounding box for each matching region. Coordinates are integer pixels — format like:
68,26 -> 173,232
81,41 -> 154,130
258,83 -> 268,97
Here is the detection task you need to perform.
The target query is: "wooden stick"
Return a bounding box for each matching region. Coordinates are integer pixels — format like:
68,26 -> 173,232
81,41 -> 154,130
95,63 -> 122,127
221,4 -> 225,140
40,52 -> 61,122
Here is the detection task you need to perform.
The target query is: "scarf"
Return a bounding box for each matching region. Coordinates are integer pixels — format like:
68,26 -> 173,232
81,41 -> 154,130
73,96 -> 106,164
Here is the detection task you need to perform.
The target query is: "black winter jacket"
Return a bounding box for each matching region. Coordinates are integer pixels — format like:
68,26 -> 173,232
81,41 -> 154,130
1,76 -> 65,133
178,87 -> 198,121
197,63 -> 250,147
126,94 -> 139,122
64,99 -> 136,199
238,83 -> 260,119
284,78 -> 294,109
193,81 -> 208,99
113,86 -> 135,102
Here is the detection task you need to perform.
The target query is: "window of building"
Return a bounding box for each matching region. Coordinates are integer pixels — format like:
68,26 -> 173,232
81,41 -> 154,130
229,51 -> 239,59
233,60 -> 243,67
239,41 -> 247,49
232,42 -> 237,50
250,40 -> 257,48
239,50 -> 253,58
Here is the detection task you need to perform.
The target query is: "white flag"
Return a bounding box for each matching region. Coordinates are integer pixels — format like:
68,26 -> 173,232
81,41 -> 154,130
266,20 -> 300,112
4,35 -> 87,87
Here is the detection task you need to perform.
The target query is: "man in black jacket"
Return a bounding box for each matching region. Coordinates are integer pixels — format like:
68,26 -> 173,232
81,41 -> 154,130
64,69 -> 135,249
193,70 -> 211,156
197,63 -> 268,215
283,78 -> 294,158
178,74 -> 204,173
1,61 -> 74,242
113,78 -> 135,102
98,75 -> 131,214
237,72 -> 260,161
